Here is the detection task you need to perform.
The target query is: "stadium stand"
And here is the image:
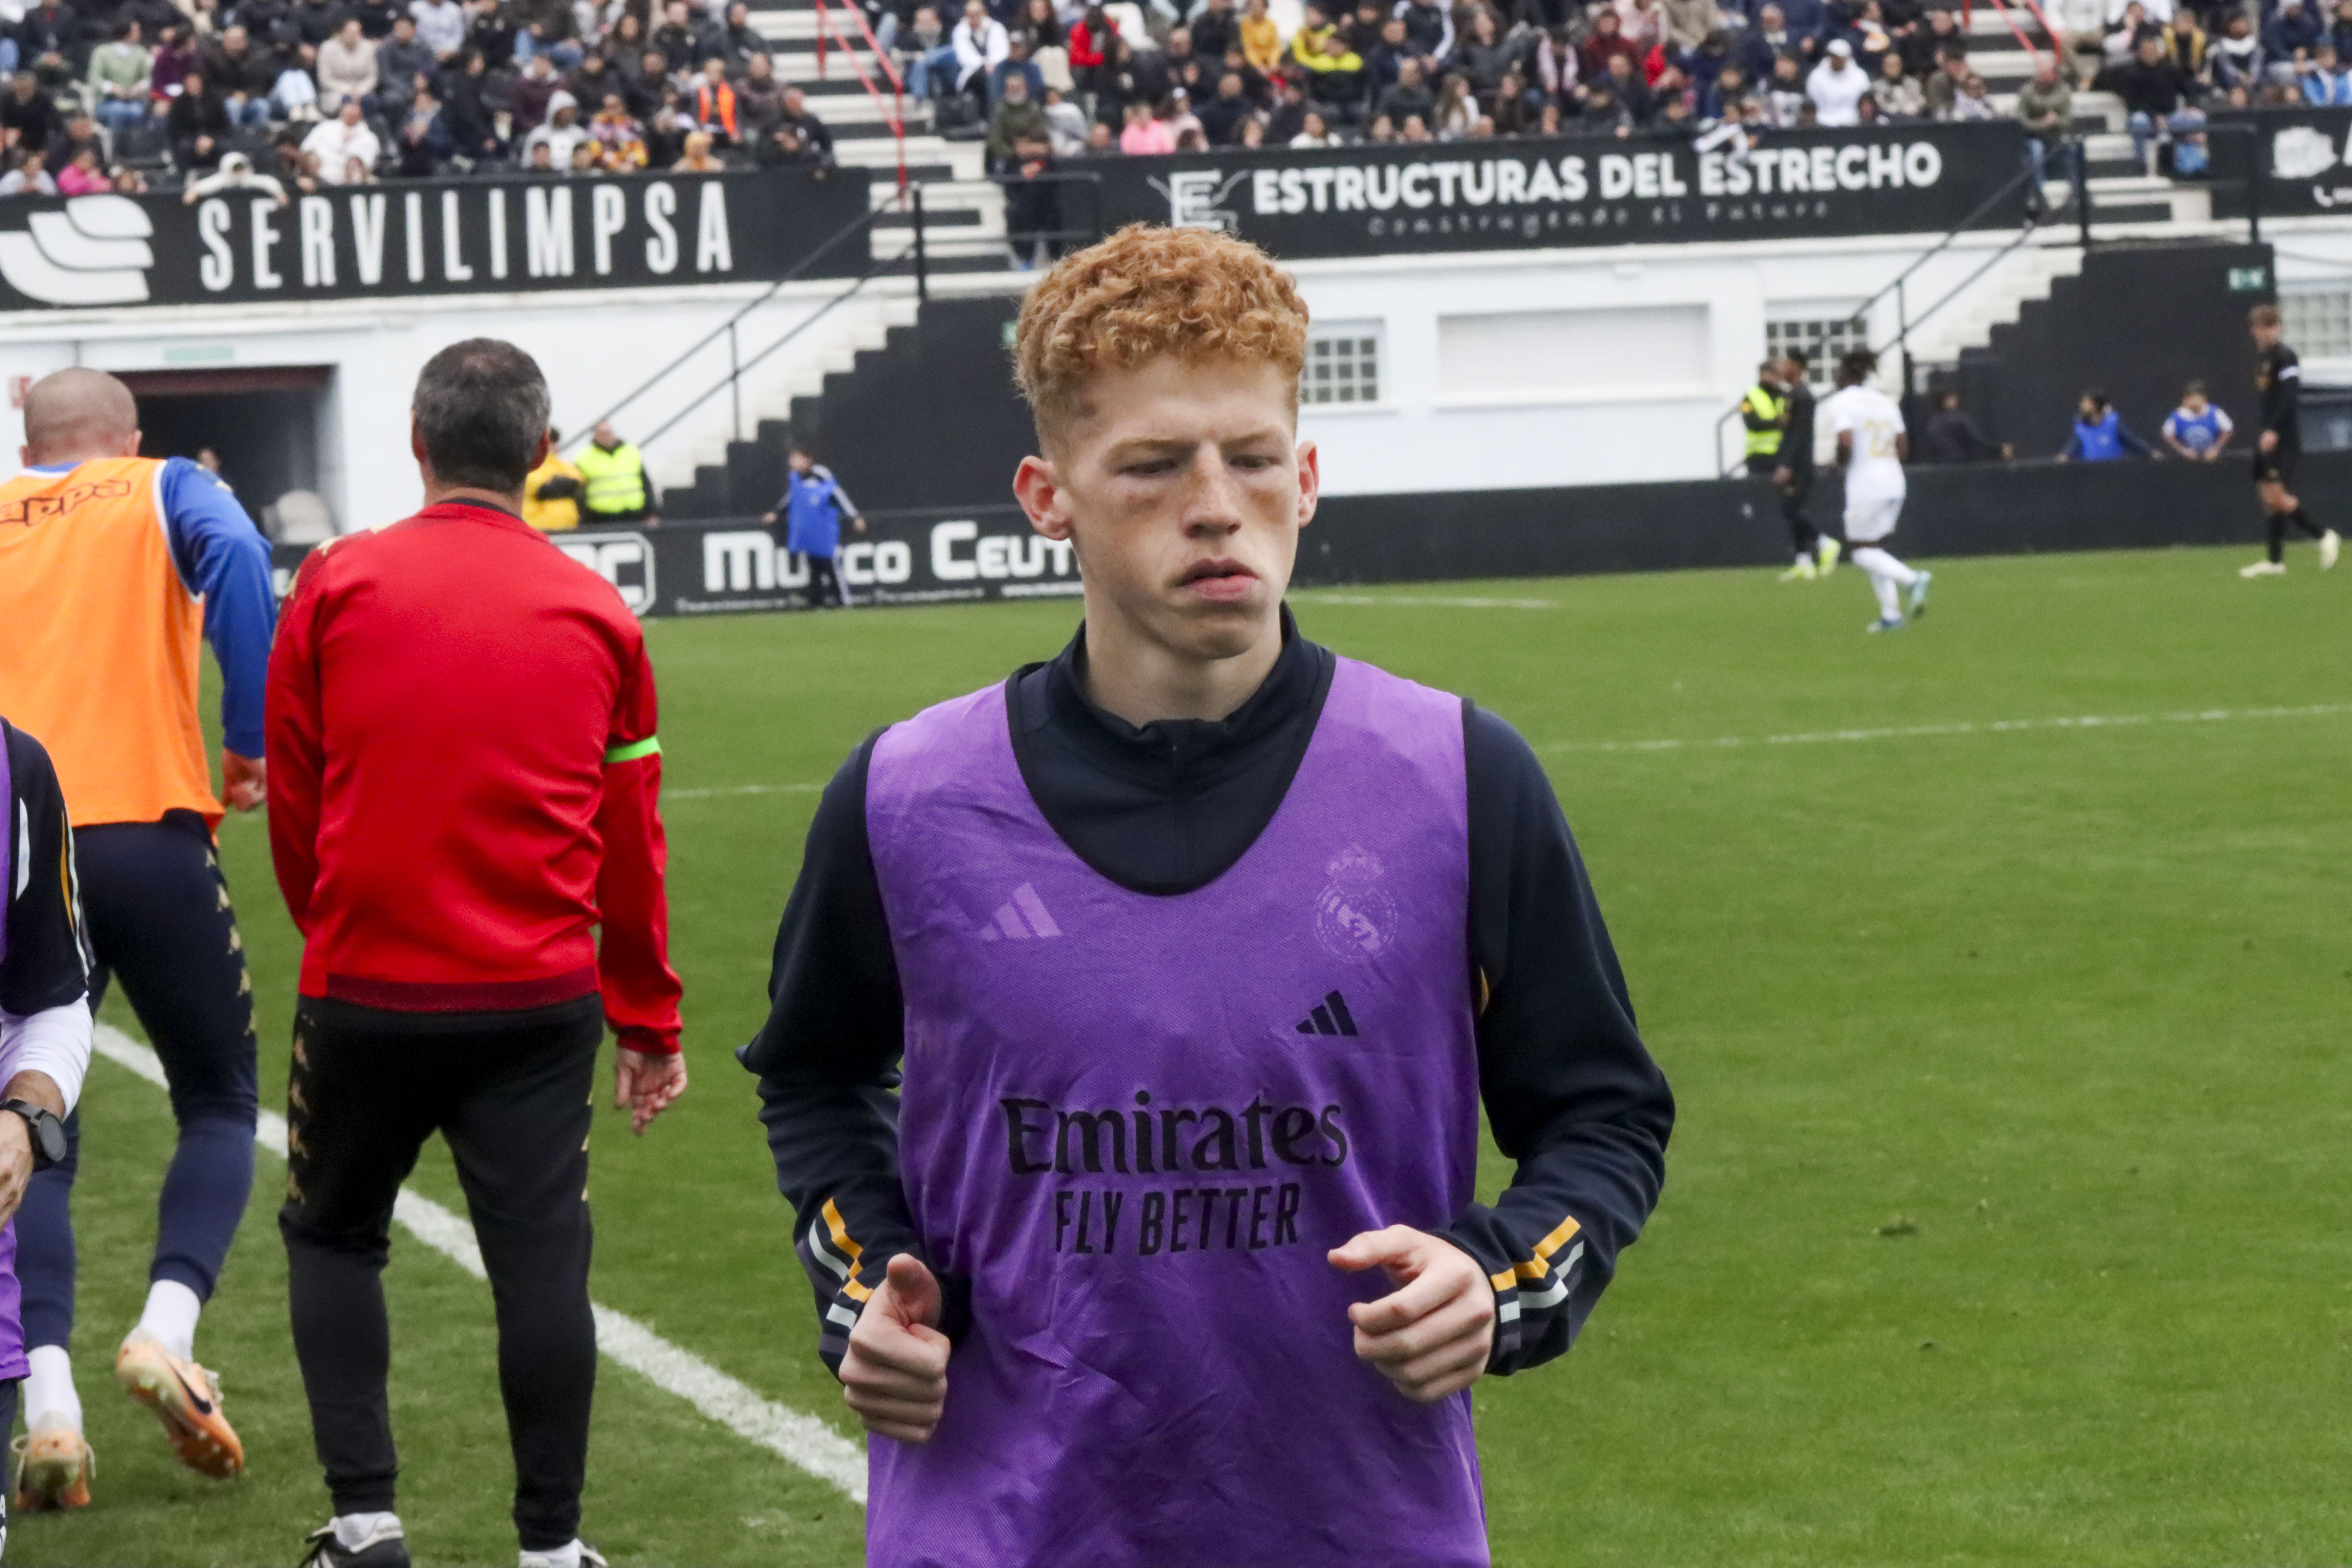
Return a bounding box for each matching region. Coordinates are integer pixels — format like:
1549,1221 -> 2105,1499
0,0 -> 2329,269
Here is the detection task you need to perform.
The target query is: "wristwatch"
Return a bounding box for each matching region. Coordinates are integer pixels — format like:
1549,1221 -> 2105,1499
2,1101 -> 66,1171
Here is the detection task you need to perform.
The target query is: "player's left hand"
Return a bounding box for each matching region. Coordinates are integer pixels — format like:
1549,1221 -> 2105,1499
615,1046 -> 688,1135
2260,430 -> 2278,454
222,750 -> 266,812
1329,1225 -> 1495,1404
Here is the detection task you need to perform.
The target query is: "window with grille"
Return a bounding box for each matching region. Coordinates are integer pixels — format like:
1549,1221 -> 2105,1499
2281,292 -> 2352,360
1766,318 -> 1868,389
1302,326 -> 1381,407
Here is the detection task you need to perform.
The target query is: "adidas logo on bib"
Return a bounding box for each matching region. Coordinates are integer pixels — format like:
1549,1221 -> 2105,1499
976,883 -> 1062,941
1295,990 -> 1359,1037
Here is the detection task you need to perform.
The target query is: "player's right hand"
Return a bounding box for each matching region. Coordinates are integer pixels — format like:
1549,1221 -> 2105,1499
0,1110 -> 32,1230
223,750 -> 266,812
841,1253 -> 950,1445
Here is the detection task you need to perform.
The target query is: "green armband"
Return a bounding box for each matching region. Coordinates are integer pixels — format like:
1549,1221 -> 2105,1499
605,737 -> 662,764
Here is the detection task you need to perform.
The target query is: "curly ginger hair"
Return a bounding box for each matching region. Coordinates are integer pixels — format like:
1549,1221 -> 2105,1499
1012,224 -> 1310,450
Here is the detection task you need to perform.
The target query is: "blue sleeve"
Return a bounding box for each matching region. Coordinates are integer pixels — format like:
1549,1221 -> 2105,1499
161,457 -> 275,759
2120,422 -> 2157,458
2061,427 -> 2084,460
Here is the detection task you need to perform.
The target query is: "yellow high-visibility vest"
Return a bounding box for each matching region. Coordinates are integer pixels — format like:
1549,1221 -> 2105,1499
523,453 -> 583,532
1742,384 -> 1786,458
577,442 -> 648,515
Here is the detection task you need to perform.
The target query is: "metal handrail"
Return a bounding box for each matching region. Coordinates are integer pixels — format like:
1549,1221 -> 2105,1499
1842,154 -> 2043,340
562,198 -> 882,455
628,246 -> 901,456
810,0 -> 910,198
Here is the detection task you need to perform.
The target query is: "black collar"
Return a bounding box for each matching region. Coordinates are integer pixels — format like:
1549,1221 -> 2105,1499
1034,604 -> 1318,767
1007,605 -> 1337,895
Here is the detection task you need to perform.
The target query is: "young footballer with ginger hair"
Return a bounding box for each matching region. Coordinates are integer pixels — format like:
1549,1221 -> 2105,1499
742,224 -> 1672,1566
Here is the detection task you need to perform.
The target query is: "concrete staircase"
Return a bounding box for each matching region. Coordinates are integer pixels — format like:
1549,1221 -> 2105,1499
643,286 -> 925,494
1965,5 -> 2215,231
746,0 -> 1015,269
1900,243 -> 2086,369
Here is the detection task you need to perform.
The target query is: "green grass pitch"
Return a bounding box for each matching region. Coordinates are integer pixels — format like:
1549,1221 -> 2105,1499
14,545 -> 2344,1567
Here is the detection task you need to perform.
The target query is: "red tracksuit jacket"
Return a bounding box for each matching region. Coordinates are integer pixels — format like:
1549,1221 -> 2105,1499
266,500 -> 683,1052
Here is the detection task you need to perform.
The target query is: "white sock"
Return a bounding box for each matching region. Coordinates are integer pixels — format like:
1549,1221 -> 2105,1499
519,1541 -> 584,1568
1868,570 -> 1903,620
24,1345 -> 80,1434
134,1279 -> 202,1363
1852,545 -> 1918,587
335,1512 -> 402,1551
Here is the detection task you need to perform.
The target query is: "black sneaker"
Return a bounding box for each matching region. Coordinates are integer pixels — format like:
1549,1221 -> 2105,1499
517,1542 -> 609,1568
298,1518 -> 412,1568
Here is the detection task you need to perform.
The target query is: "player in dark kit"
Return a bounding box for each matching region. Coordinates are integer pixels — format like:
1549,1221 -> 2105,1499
740,225 -> 1673,1568
1773,349 -> 1842,581
2238,303 -> 2339,578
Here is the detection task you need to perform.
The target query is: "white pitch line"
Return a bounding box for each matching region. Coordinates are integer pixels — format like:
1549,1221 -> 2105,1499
664,782 -> 825,801
1544,703 -> 2352,756
661,704 -> 2352,803
1296,593 -> 1558,609
89,1023 -> 869,1505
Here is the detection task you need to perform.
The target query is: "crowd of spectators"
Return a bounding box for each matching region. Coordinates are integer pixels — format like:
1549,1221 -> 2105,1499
2,0 -> 2344,207
0,0 -> 836,195
912,0 -> 2352,186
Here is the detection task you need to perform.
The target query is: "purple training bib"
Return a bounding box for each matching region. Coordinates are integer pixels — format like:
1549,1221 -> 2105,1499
862,656 -> 1488,1568
0,729 -> 26,1382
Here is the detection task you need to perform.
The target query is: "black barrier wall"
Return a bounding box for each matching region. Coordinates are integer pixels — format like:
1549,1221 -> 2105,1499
274,454 -> 2342,614
2210,106 -> 2352,219
1085,122 -> 2027,259
1941,242 -> 2272,458
0,167 -> 871,311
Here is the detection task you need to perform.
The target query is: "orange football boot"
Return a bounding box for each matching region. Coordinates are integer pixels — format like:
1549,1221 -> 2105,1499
11,1422 -> 94,1511
115,1332 -> 244,1479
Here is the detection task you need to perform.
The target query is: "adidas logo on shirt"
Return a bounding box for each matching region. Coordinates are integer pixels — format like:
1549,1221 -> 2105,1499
1294,990 -> 1359,1037
976,883 -> 1062,942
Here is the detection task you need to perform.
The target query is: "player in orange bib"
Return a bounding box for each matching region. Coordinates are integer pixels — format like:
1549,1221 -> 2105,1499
0,369 -> 275,1508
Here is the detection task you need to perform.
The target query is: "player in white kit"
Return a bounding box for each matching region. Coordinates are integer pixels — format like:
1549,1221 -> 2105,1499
1820,349 -> 1932,633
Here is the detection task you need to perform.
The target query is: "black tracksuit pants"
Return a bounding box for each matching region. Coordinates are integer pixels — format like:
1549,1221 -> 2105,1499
279,996 -> 601,1551
1779,463 -> 1822,554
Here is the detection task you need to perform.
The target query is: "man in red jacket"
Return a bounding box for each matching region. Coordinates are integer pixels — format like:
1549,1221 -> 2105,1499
266,338 -> 687,1568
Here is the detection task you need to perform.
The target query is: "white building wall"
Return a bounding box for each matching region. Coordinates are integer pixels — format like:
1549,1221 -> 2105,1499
2263,219 -> 2352,387
0,224 -> 2163,520
0,278 -> 852,530
1290,231 -> 2071,494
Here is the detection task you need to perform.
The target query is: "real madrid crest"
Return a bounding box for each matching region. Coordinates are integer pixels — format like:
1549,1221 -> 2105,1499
1313,845 -> 1395,962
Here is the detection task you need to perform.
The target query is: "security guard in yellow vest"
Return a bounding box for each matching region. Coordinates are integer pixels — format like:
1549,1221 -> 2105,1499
577,421 -> 659,525
523,428 -> 585,532
1739,361 -> 1787,478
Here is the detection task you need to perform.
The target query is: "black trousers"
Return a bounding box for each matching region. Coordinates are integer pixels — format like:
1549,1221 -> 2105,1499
800,553 -> 854,608
1779,464 -> 1822,553
279,996 -> 601,1550
21,811 -> 260,1352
